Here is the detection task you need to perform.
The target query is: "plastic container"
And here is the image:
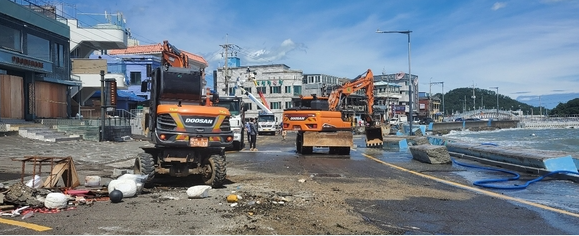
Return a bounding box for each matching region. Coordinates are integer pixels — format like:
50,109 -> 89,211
84,176 -> 101,187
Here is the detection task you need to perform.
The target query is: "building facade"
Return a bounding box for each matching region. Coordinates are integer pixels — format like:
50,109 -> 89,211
0,0 -> 79,121
215,62 -> 304,123
374,73 -> 419,119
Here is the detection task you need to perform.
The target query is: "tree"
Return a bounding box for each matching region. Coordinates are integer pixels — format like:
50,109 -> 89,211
549,98 -> 579,116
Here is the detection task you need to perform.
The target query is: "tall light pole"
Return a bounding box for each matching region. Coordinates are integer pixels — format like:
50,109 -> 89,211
489,87 -> 498,120
376,29 -> 413,134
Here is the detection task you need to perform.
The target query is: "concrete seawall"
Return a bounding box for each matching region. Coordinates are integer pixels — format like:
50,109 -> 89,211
430,120 -> 518,133
426,136 -> 579,179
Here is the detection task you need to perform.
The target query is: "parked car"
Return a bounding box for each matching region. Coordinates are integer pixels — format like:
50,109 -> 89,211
454,118 -> 464,122
420,118 -> 433,125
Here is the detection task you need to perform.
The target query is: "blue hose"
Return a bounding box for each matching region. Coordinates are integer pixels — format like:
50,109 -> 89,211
452,157 -> 579,190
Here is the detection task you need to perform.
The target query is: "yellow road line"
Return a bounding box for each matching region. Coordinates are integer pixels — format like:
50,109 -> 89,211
0,218 -> 52,232
362,153 -> 579,218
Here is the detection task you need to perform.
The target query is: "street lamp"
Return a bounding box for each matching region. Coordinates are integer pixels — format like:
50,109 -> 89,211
489,87 -> 498,120
376,29 -> 413,134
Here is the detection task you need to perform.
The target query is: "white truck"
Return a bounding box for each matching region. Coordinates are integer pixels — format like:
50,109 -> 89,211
212,95 -> 246,150
389,115 -> 408,126
257,111 -> 277,135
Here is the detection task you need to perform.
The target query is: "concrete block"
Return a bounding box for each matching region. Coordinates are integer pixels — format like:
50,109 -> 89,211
410,144 -> 451,164
543,156 -> 578,172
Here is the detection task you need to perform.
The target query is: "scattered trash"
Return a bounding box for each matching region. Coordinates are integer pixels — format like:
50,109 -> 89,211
109,189 -> 123,203
298,179 -> 306,183
21,210 -> 33,219
25,175 -> 43,188
84,176 -> 101,187
186,185 -> 211,198
227,194 -> 238,203
230,203 -> 238,207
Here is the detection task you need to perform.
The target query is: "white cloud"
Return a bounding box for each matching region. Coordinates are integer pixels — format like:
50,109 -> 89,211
492,2 -> 507,10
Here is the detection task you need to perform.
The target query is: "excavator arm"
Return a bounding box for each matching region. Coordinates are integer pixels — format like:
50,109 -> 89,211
161,40 -> 190,68
328,69 -> 374,114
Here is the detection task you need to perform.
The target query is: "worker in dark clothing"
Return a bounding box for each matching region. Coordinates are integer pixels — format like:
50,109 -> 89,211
248,118 -> 258,151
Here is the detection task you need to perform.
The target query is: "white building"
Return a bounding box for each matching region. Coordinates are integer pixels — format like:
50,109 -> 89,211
215,64 -> 304,123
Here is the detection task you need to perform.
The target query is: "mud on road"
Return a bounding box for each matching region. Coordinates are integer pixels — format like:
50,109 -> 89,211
1,132 -> 404,235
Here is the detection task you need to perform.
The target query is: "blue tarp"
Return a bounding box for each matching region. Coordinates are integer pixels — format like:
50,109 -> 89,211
92,90 -> 147,102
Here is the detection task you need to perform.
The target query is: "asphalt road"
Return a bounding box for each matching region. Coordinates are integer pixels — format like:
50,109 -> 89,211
1,132 -> 579,234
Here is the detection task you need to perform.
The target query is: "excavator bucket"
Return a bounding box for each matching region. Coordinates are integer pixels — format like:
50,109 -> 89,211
365,126 -> 383,148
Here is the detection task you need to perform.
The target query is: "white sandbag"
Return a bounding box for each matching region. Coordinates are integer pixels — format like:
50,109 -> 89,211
44,192 -> 68,209
117,174 -> 148,183
108,179 -> 137,198
84,176 -> 101,187
186,185 -> 212,198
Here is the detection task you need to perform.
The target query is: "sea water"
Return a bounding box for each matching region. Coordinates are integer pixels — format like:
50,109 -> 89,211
442,128 -> 579,154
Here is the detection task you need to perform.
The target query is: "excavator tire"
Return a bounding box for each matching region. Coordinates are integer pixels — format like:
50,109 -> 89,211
301,146 -> 313,155
296,132 -> 313,154
134,152 -> 155,176
296,132 -> 303,154
201,153 -> 226,188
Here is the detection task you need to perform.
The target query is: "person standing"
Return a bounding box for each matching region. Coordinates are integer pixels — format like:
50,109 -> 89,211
248,118 -> 258,151
245,119 -> 251,149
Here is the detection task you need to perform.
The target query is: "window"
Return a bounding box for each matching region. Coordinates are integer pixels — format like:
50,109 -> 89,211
245,87 -> 252,93
257,87 -> 266,94
130,71 -> 142,85
27,34 -> 50,61
270,86 -> 281,94
0,25 -> 21,52
247,104 -> 253,110
285,101 -> 292,109
293,85 -> 302,96
53,43 -> 65,67
270,102 -> 281,109
284,86 -> 291,93
228,87 -> 236,96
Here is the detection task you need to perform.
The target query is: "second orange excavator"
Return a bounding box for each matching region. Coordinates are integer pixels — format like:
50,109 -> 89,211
282,69 -> 384,155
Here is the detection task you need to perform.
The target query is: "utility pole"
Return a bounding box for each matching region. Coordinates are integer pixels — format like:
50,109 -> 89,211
219,35 -> 239,96
471,82 -> 476,111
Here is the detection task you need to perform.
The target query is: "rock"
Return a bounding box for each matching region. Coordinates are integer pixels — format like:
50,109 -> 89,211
413,136 -> 430,145
409,145 -> 452,164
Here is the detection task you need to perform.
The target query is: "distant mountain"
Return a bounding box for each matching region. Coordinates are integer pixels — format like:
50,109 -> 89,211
516,93 -> 579,110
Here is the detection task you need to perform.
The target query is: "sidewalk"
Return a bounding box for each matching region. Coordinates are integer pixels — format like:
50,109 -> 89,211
0,135 -> 150,184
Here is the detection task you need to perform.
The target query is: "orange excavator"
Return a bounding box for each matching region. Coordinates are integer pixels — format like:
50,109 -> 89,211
134,40 -> 233,187
282,69 -> 383,155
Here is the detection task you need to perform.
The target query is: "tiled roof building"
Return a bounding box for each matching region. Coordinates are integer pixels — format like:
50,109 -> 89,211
108,43 -> 208,68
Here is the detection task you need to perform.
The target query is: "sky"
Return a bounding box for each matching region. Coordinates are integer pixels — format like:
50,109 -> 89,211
56,0 -> 579,109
